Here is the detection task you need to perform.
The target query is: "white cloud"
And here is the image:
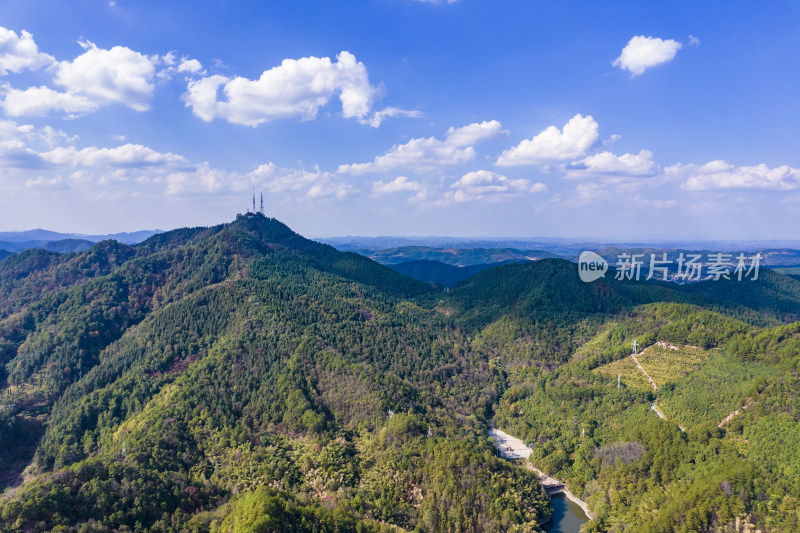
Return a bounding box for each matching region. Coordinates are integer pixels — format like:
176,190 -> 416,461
689,35 -> 701,46
166,162 -> 230,196
339,136 -> 473,174
0,119 -> 80,169
54,40 -> 158,111
2,40 -> 159,117
1,85 -> 99,117
0,139 -> 45,168
0,27 -> 54,75
306,181 -> 356,199
671,160 -> 800,191
613,36 -> 682,76
250,163 -> 326,194
184,51 -> 381,127
42,143 -> 188,168
566,149 -> 656,177
339,120 -> 505,174
162,52 -> 177,66
0,119 -> 75,147
637,196 -> 677,209
496,114 -> 599,167
362,107 -> 422,128
245,161 -> 357,201
371,176 -> 423,195
445,120 -> 508,146
441,170 -> 546,203
25,175 -> 66,189
574,182 -> 609,205
177,58 -> 204,74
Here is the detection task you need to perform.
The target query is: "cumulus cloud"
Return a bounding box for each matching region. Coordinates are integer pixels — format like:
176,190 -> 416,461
566,149 -> 657,178
441,170 -> 546,203
613,36 -> 682,76
445,120 -> 508,146
166,162 -> 231,196
251,163 -> 326,194
496,114 -> 599,167
177,58 -> 204,74
0,139 -> 46,168
42,143 -> 188,168
306,181 -> 356,199
1,85 -> 98,117
372,176 -> 423,195
362,107 -> 422,128
184,51 -> 382,126
1,39 -> 159,117
0,27 -> 54,75
245,161 -> 357,201
54,40 -> 158,111
671,160 -> 800,191
0,119 -> 77,168
0,118 -> 75,147
339,120 -> 505,174
25,175 -> 66,189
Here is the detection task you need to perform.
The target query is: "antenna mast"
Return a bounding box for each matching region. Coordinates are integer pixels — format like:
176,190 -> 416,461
260,192 -> 264,215
252,188 -> 256,214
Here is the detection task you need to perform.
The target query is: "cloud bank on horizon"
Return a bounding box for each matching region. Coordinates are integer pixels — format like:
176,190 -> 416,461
0,1 -> 797,240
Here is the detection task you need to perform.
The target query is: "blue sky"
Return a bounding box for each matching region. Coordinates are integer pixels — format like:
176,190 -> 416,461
0,0 -> 798,239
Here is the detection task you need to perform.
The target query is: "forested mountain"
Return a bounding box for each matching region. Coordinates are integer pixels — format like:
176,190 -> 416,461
0,216 -> 798,532
0,215 -> 549,532
387,259 -> 512,286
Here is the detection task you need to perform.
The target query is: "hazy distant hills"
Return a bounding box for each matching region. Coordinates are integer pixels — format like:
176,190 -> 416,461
388,259 -> 519,286
366,246 -> 559,266
322,235 -> 800,259
326,242 -> 800,287
0,229 -> 161,256
0,238 -> 96,254
0,228 -> 161,244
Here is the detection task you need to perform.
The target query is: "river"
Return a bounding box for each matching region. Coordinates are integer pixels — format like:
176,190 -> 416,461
488,427 -> 589,531
543,492 -> 589,532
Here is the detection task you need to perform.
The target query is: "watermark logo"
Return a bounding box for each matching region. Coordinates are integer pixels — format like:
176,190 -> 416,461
578,251 -> 762,282
578,251 -> 608,282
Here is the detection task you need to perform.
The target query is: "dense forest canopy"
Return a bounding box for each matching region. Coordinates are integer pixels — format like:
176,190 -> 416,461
0,214 -> 798,532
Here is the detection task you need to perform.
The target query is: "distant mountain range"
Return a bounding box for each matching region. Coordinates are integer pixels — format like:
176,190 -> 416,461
320,235 -> 800,256
0,229 -> 161,244
365,246 -> 559,266
387,259 -> 521,286
0,229 -> 161,255
316,241 -> 800,287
